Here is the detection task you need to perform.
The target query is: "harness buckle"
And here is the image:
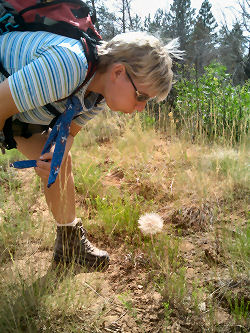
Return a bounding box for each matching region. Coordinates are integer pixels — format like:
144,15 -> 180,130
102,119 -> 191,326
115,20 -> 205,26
0,13 -> 19,33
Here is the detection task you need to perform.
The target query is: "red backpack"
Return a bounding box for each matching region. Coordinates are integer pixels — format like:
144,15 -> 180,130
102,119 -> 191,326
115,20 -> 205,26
0,0 -> 101,80
0,0 -> 102,150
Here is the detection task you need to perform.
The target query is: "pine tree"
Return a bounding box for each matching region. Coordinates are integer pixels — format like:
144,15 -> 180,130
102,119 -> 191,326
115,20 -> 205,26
87,0 -> 138,39
132,14 -> 143,31
218,22 -> 247,84
189,0 -> 218,74
97,4 -> 120,40
144,9 -> 166,36
196,0 -> 217,39
143,13 -> 152,32
238,0 -> 250,80
167,0 -> 195,51
86,0 -> 120,40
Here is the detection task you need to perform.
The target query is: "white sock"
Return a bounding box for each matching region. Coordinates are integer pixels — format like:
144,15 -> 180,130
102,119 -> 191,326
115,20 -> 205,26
56,218 -> 80,227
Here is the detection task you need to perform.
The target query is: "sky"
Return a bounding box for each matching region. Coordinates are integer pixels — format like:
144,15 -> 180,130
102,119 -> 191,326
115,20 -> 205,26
106,0 -> 242,28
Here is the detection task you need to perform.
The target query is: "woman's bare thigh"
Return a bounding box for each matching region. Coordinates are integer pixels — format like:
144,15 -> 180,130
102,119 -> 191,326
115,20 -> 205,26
14,132 -> 49,160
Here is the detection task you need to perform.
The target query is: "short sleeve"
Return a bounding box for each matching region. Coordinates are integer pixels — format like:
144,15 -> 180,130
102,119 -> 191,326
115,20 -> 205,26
8,44 -> 88,113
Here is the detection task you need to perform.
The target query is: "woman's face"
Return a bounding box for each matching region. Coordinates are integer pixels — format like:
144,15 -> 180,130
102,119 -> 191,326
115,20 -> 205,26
103,64 -> 156,114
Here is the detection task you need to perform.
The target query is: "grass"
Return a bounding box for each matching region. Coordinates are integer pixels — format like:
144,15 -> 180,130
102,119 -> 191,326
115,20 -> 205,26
0,265 -> 113,333
0,108 -> 249,332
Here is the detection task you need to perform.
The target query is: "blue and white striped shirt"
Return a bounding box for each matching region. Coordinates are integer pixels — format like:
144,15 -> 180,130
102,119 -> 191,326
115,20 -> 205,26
0,30 -> 105,126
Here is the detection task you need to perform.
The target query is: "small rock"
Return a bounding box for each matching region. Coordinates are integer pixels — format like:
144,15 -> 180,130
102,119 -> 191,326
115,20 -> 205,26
215,309 -> 230,325
138,285 -> 143,289
179,240 -> 195,252
149,314 -> 158,322
152,292 -> 162,302
171,322 -> 181,332
186,267 -> 195,279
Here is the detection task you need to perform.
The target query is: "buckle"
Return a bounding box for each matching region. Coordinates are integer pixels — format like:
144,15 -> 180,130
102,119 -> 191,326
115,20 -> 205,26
0,13 -> 19,34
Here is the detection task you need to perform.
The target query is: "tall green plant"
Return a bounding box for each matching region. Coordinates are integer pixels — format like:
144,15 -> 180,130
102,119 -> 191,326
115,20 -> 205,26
174,63 -> 249,144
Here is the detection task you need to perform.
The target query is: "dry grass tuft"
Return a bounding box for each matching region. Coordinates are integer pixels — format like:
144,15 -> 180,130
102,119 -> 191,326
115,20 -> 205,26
161,202 -> 214,234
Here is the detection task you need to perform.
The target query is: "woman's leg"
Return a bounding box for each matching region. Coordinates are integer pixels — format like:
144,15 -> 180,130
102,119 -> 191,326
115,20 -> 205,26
14,133 -> 75,224
14,132 -> 109,267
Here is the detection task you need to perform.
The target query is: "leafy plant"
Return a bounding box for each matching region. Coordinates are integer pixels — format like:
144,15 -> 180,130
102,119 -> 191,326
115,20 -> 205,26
148,63 -> 249,145
176,64 -> 249,144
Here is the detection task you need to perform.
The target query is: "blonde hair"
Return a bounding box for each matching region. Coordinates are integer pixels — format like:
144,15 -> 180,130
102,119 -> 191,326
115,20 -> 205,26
97,32 -> 182,101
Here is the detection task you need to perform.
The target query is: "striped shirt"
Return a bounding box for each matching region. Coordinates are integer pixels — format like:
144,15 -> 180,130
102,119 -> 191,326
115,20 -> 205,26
0,31 -> 105,127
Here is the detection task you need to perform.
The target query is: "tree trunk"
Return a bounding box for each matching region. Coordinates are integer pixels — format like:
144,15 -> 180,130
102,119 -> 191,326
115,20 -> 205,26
244,43 -> 250,79
125,0 -> 133,30
90,0 -> 100,31
122,0 -> 126,33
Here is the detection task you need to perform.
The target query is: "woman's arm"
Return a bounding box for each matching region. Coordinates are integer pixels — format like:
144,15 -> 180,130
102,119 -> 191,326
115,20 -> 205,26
0,79 -> 19,130
69,122 -> 82,137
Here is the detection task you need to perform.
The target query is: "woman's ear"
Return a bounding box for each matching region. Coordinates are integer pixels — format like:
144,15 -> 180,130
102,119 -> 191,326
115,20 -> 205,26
110,63 -> 126,82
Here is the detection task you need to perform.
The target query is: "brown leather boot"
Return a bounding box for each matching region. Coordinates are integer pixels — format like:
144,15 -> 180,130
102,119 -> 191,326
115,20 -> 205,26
53,220 -> 109,268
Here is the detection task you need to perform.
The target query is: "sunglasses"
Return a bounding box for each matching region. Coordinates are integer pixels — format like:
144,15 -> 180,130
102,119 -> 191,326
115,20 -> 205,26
125,70 -> 151,102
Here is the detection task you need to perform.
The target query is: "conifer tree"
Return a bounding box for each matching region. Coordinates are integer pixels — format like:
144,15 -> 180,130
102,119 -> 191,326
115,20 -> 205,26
167,0 -> 195,51
144,9 -> 167,36
189,0 -> 218,74
115,0 -> 134,33
86,0 -> 120,40
97,4 -> 120,40
132,14 -> 143,31
218,22 -> 247,84
238,0 -> 250,79
196,0 -> 217,38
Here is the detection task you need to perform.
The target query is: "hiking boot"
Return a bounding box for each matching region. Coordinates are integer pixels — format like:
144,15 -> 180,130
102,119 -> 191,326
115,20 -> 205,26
53,220 -> 109,268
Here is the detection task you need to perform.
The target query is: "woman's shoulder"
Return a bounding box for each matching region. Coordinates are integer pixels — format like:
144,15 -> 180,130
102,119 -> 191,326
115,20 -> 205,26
1,30 -> 85,55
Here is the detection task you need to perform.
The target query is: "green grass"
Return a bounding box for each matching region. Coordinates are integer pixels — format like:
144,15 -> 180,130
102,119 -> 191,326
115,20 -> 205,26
0,186 -> 37,264
95,194 -> 144,236
222,223 -> 250,276
227,295 -> 250,324
74,160 -> 105,202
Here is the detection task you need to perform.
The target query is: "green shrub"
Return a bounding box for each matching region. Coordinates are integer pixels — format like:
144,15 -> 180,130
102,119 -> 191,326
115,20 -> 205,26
174,63 -> 249,144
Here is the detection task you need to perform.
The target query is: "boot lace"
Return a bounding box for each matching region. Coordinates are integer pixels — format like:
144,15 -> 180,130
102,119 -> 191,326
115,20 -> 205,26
78,225 -> 97,253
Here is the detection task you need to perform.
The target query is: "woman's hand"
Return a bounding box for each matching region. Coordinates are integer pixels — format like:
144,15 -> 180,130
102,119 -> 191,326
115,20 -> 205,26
34,127 -> 80,182
35,152 -> 53,181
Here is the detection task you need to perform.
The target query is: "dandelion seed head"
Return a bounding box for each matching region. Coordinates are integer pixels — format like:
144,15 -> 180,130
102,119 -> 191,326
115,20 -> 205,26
138,213 -> 163,235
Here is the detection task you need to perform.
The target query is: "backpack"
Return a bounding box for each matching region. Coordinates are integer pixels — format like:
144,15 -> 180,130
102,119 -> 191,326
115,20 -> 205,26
0,0 -> 102,150
0,0 -> 101,81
